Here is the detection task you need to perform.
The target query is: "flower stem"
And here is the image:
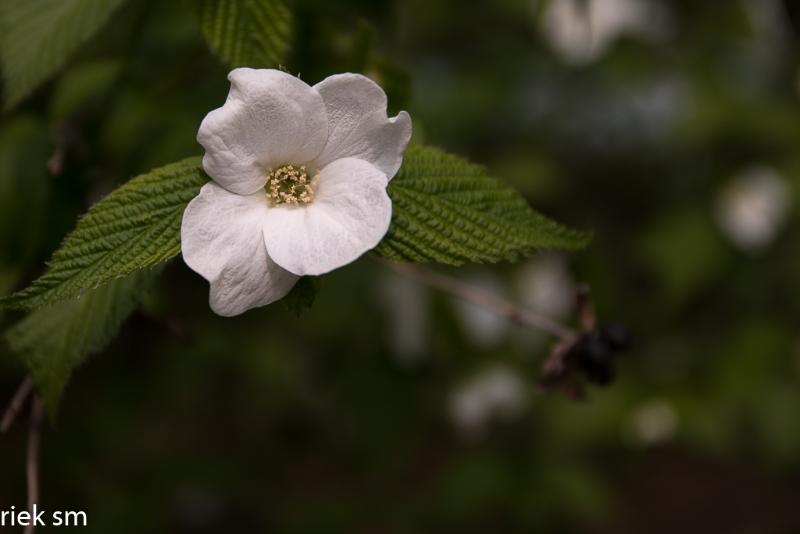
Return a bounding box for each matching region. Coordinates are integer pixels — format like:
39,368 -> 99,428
24,396 -> 44,534
1,376 -> 34,433
382,261 -> 578,342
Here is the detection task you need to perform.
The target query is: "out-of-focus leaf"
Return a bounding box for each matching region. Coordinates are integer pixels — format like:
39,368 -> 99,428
639,207 -> 728,308
375,145 -> 591,265
49,59 -> 121,120
0,0 -> 126,110
197,0 -> 293,68
1,157 -> 207,310
0,116 -> 50,294
6,270 -> 156,411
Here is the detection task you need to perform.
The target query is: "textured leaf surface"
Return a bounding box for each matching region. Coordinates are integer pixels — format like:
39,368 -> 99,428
6,271 -> 155,411
376,145 -> 590,264
2,157 -> 207,310
0,0 -> 126,110
2,146 -> 586,311
198,0 -> 292,68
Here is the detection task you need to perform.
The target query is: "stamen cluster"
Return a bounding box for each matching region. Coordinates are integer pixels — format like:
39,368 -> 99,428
267,164 -> 316,205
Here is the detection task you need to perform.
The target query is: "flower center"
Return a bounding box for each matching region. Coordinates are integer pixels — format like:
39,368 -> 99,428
266,164 -> 318,206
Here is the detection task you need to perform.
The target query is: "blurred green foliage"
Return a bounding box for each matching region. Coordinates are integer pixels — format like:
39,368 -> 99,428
2,0 -> 800,532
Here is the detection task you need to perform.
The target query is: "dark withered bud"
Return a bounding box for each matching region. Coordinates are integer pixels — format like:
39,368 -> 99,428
600,323 -> 631,351
574,332 -> 616,386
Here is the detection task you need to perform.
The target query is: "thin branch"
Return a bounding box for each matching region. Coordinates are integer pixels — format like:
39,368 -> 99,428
24,396 -> 44,534
383,261 -> 578,342
1,377 -> 34,433
576,285 -> 596,332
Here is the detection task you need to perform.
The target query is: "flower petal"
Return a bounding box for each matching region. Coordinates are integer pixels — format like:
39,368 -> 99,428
181,182 -> 299,316
198,68 -> 329,195
312,73 -> 412,180
263,157 -> 392,276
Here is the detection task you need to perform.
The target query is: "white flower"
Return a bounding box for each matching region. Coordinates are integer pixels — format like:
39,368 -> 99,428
181,68 -> 412,316
714,165 -> 791,253
449,365 -> 527,438
539,0 -> 670,64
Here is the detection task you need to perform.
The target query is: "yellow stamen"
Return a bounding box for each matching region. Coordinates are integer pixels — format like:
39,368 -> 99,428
266,164 -> 318,206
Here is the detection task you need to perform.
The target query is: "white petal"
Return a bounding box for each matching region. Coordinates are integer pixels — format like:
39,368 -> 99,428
181,182 -> 299,316
312,73 -> 412,180
198,68 -> 329,195
263,157 -> 392,276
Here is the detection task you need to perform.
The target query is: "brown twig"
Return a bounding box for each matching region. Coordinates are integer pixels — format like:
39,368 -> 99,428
24,396 -> 44,534
383,261 -> 578,342
576,284 -> 596,332
1,377 -> 34,433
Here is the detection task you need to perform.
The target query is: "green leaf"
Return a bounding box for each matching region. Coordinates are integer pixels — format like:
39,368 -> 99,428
282,276 -> 319,317
1,157 -> 208,310
2,146 -> 584,312
0,0 -> 126,111
6,270 -> 156,411
197,0 -> 293,69
376,145 -> 590,265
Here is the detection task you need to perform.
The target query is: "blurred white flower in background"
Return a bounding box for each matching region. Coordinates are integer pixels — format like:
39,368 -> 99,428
514,254 -> 576,350
714,165 -> 791,253
624,399 -> 678,447
518,254 -> 575,320
453,272 -> 511,347
378,271 -> 430,364
449,365 -> 528,438
537,0 -> 670,64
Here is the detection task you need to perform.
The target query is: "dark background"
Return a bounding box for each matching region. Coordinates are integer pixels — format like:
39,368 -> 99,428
2,0 -> 800,532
